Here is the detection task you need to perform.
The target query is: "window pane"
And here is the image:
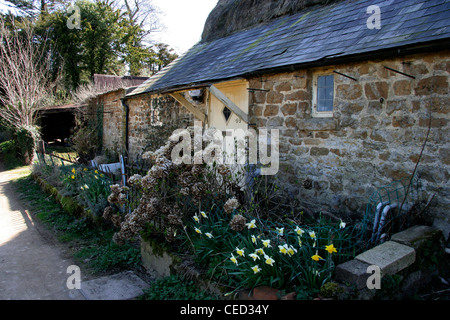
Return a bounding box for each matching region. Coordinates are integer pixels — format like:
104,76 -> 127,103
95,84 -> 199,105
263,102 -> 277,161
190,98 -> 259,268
325,75 -> 334,86
316,75 -> 334,113
318,75 -> 327,87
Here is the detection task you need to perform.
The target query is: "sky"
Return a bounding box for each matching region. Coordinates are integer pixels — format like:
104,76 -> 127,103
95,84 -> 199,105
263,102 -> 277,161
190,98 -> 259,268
0,0 -> 218,55
151,0 -> 218,54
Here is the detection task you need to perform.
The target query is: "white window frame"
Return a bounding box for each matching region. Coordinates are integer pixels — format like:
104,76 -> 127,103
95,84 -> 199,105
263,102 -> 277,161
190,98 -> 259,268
312,72 -> 335,118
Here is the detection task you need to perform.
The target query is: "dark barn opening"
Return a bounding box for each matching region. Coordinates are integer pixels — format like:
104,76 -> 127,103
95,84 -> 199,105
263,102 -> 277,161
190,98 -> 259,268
38,104 -> 79,145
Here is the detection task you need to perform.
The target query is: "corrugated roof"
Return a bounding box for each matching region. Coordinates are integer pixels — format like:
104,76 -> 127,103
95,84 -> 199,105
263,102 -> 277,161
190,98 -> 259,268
127,0 -> 450,97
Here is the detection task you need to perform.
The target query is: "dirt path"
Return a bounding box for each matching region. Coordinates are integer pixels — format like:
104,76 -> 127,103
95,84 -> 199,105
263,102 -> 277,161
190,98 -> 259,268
0,166 -> 85,300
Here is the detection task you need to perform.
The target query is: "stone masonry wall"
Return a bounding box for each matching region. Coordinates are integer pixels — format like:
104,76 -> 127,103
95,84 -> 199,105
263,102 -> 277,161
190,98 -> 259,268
126,93 -> 196,161
98,89 -> 126,155
247,50 -> 449,231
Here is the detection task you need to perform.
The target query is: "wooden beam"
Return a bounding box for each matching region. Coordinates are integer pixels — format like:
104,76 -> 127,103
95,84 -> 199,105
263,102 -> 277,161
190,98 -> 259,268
169,92 -> 206,122
208,85 -> 249,124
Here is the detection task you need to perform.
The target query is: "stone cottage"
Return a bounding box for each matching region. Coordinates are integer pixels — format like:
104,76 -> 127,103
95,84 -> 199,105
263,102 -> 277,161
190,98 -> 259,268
122,0 -> 450,239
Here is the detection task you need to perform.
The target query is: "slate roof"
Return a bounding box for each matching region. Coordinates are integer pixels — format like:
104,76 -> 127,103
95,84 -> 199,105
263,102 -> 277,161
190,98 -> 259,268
127,0 -> 450,97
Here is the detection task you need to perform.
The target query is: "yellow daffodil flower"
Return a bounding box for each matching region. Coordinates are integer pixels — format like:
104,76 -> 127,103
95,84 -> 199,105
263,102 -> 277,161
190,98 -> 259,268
95,170 -> 99,174
276,227 -> 284,235
287,246 -> 297,256
264,255 -> 275,266
251,235 -> 257,244
249,253 -> 260,261
262,239 -> 271,248
295,226 -> 304,236
311,251 -> 323,261
71,168 -> 76,173
194,227 -> 202,234
309,231 -> 316,239
230,254 -> 238,265
193,214 -> 199,223
245,219 -> 257,229
83,168 -> 88,171
71,175 -> 75,179
297,236 -> 302,247
278,245 -> 288,255
325,244 -> 337,254
251,265 -> 261,274
200,211 -> 208,218
205,232 -> 213,239
236,247 -> 245,257
255,248 -> 265,255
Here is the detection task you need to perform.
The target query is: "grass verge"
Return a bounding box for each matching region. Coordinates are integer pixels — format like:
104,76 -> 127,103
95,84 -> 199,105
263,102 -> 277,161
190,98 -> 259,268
12,174 -> 141,275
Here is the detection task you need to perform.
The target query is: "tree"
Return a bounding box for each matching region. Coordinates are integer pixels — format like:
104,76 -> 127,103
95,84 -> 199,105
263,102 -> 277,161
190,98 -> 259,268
0,17 -> 54,162
37,0 -> 125,90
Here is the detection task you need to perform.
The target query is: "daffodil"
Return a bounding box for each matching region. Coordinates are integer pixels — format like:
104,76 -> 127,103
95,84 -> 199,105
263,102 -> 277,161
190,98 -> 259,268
262,239 -> 271,248
297,236 -> 302,247
287,245 -> 297,256
294,226 -> 304,236
249,253 -> 260,261
95,170 -> 99,174
276,227 -> 284,236
309,231 -> 316,239
200,211 -> 208,218
83,184 -> 89,189
251,265 -> 261,274
235,247 -> 245,257
251,235 -> 257,244
230,254 -> 238,265
255,248 -> 265,255
245,219 -> 257,229
193,214 -> 200,223
311,252 -> 323,261
264,255 -> 275,266
339,219 -> 346,229
71,168 -> 76,173
325,244 -> 337,254
278,244 -> 288,255
194,227 -> 202,234
205,232 -> 214,239
71,175 -> 75,179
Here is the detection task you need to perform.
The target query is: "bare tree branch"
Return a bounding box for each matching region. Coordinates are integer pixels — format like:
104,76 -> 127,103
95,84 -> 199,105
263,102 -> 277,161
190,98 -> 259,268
0,17 -> 54,130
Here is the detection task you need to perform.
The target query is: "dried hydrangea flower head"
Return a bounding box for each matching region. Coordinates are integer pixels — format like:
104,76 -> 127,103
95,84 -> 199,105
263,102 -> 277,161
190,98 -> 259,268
224,197 -> 239,214
229,214 -> 247,232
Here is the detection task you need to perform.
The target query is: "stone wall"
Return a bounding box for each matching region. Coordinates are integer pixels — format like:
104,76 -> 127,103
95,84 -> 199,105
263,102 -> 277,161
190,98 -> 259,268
125,93 -> 196,161
98,89 -> 127,155
247,50 -> 449,231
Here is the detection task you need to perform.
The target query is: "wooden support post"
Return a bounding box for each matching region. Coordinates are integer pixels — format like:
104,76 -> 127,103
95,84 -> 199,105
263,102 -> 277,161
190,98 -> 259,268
208,85 -> 249,124
169,92 -> 206,122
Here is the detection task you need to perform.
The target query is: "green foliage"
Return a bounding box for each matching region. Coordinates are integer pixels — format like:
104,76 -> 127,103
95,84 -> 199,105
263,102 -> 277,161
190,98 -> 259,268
140,275 -> 217,300
75,241 -> 141,273
0,140 -> 21,169
177,199 -> 354,295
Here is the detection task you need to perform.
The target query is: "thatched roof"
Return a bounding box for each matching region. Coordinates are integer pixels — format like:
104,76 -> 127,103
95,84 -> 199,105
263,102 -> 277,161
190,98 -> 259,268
202,0 -> 341,42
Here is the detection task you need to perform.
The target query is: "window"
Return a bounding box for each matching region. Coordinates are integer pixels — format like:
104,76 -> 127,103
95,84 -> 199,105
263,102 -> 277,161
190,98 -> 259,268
313,73 -> 334,117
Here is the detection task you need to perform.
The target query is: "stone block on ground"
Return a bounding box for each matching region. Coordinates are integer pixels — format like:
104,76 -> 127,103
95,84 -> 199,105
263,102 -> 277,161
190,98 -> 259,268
355,241 -> 415,276
335,259 -> 372,290
391,225 -> 444,251
80,271 -> 151,300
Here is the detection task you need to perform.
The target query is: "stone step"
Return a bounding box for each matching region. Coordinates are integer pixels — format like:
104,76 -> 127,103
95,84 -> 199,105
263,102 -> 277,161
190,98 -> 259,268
355,241 -> 416,276
79,271 -> 151,300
